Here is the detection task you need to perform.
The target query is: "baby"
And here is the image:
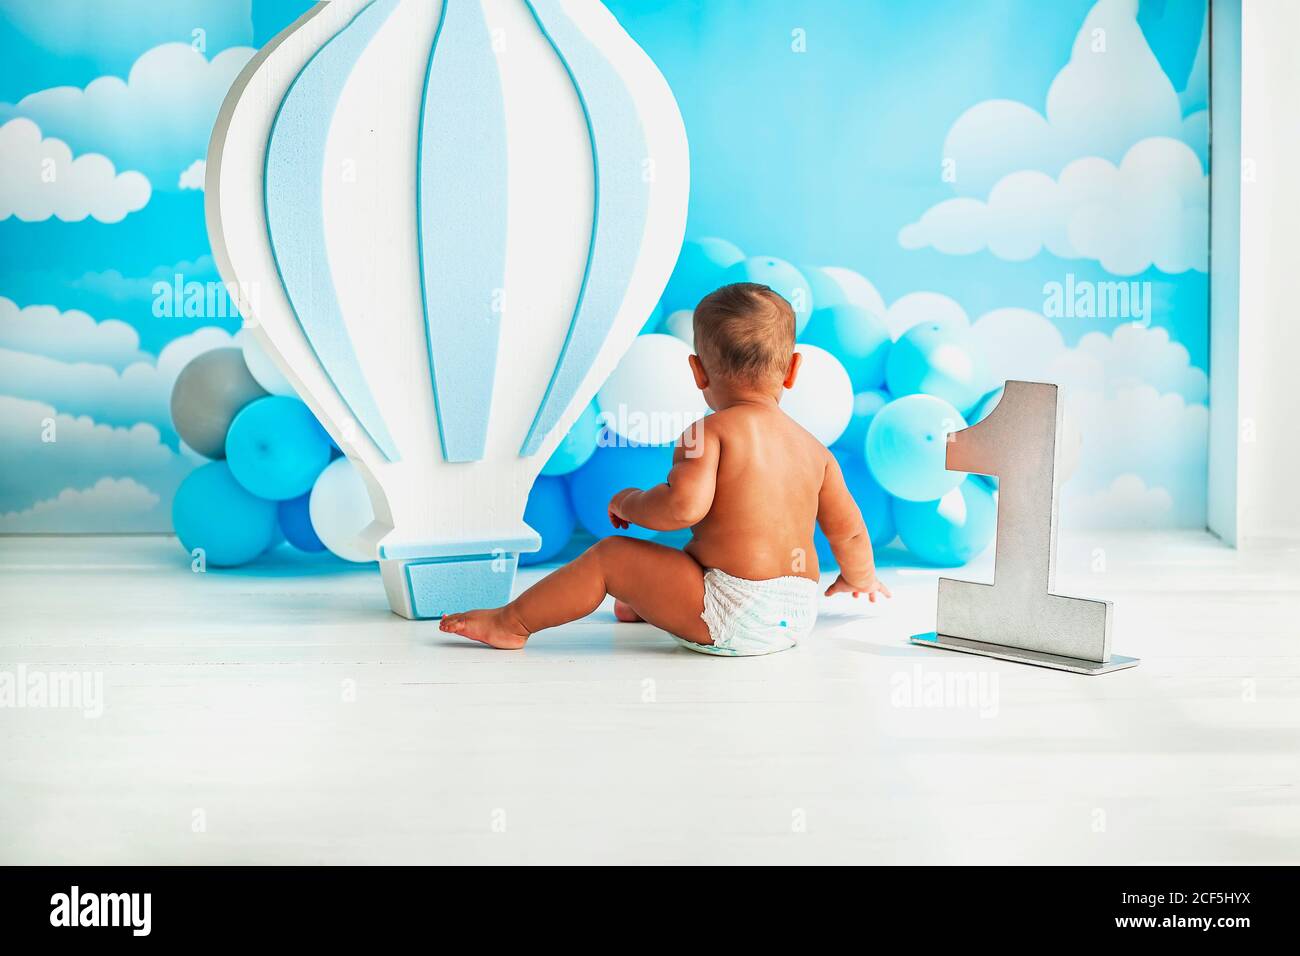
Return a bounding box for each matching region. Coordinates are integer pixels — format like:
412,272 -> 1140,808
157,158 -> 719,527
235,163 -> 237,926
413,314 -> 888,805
441,281 -> 891,653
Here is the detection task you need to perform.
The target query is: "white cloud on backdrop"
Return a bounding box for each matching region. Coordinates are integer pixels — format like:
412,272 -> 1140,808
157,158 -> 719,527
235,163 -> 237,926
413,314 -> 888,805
0,296 -> 147,370
0,477 -> 161,532
963,308 -> 1207,528
0,117 -> 150,222
178,159 -> 206,191
70,254 -> 219,303
938,0 -> 1194,192
856,287 -> 1208,529
802,265 -> 1208,524
899,0 -> 1208,275
900,137 -> 1207,275
1066,383 -> 1207,526
0,394 -> 197,528
0,43 -> 254,193
1069,322 -> 1207,403
969,308 -> 1207,404
0,325 -> 235,446
1063,474 -> 1176,530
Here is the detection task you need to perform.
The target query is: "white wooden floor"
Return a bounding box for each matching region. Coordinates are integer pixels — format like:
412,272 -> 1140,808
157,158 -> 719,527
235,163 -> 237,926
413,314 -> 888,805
1,531 -> 1297,865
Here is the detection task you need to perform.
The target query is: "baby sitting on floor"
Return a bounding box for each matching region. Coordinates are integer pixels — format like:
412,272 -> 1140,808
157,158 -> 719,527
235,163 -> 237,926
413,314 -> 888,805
441,281 -> 890,654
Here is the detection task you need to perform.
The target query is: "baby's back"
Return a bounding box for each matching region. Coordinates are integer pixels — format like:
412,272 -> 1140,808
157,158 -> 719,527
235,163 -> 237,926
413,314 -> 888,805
685,404 -> 827,582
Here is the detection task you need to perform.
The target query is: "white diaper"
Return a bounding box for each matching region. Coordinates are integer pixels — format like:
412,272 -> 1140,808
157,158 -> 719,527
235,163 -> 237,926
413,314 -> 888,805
675,568 -> 820,657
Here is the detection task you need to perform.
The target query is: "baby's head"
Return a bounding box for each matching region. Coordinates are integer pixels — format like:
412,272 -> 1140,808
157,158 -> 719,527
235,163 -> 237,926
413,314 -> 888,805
689,282 -> 800,407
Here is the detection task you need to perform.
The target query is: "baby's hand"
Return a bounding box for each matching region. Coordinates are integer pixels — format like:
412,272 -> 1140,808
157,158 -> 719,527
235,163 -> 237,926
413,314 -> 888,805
608,488 -> 638,530
825,572 -> 892,603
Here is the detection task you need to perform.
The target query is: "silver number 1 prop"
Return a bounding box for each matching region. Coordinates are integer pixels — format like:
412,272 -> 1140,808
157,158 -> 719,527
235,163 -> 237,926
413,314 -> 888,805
910,380 -> 1138,675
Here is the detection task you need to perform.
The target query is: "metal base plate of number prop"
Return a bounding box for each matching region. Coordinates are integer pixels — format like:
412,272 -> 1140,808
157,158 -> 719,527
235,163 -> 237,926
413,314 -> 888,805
912,381 -> 1139,675
909,632 -> 1138,675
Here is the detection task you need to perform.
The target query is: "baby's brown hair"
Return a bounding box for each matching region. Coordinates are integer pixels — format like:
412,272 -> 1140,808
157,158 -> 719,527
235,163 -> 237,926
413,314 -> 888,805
692,282 -> 796,386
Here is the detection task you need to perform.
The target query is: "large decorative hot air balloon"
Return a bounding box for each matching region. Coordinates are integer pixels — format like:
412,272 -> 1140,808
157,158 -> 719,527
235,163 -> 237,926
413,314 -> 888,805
207,0 -> 689,618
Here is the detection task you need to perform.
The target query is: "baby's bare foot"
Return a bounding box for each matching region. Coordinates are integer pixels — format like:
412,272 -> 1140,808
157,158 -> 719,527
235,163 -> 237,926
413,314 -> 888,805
613,600 -> 643,623
439,608 -> 529,649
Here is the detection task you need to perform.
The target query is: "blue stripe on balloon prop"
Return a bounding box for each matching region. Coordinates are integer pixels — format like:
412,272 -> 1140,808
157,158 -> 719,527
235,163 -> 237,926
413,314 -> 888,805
265,0 -> 401,462
518,0 -> 653,457
418,0 -> 508,463
404,553 -> 518,620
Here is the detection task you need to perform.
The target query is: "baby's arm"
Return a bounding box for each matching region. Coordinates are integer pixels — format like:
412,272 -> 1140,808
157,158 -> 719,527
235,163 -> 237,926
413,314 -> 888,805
608,419 -> 719,531
816,450 -> 891,601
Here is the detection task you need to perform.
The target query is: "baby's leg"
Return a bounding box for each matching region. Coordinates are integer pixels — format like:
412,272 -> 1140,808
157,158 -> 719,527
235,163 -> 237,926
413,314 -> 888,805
613,600 -> 643,623
440,537 -> 710,649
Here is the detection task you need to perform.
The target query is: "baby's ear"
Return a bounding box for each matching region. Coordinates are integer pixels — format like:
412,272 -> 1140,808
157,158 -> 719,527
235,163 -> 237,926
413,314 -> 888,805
688,353 -> 709,390
783,351 -> 803,390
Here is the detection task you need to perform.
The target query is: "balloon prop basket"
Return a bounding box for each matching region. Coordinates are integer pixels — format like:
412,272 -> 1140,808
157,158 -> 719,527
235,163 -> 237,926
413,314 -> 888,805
205,0 -> 690,603
382,553 -> 521,621
910,631 -> 1138,675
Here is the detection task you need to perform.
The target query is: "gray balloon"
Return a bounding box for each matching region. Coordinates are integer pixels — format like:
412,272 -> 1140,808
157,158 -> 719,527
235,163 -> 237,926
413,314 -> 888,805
170,348 -> 268,459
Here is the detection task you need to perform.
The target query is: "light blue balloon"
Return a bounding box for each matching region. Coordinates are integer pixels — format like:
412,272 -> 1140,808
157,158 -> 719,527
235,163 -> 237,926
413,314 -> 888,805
893,478 -> 997,566
226,396 -> 333,501
885,322 -> 989,416
801,266 -> 853,310
800,304 -> 891,390
263,522 -> 285,554
722,255 -> 813,334
519,475 -> 577,566
662,237 -> 745,313
969,386 -> 1004,424
834,388 -> 890,455
815,448 -> 896,567
541,400 -> 603,476
567,440 -> 674,540
172,461 -> 278,567
865,394 -> 967,502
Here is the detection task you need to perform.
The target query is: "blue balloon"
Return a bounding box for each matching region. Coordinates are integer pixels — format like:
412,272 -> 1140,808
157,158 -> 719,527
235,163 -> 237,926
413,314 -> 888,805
519,475 -> 577,566
834,388 -> 890,456
893,478 -> 997,566
814,448 -> 896,567
968,386 -> 1003,424
278,492 -> 326,552
799,304 -> 891,390
264,522 -> 285,554
567,440 -> 674,540
865,394 -> 967,502
226,396 -> 333,501
885,322 -> 989,415
662,237 -> 745,313
841,449 -> 896,546
541,400 -> 603,476
172,461 -> 278,567
722,255 -> 814,334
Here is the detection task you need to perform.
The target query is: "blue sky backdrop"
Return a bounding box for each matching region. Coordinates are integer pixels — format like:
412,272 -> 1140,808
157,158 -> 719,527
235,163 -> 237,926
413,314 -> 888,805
608,0 -> 1208,364
0,0 -> 1210,531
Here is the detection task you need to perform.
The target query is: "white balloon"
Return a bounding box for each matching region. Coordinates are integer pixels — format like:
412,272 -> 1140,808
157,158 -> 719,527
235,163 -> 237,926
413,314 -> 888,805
803,265 -> 887,315
236,328 -> 297,397
783,344 -> 854,445
309,457 -> 375,563
663,309 -> 694,347
597,333 -> 707,445
885,291 -> 969,341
